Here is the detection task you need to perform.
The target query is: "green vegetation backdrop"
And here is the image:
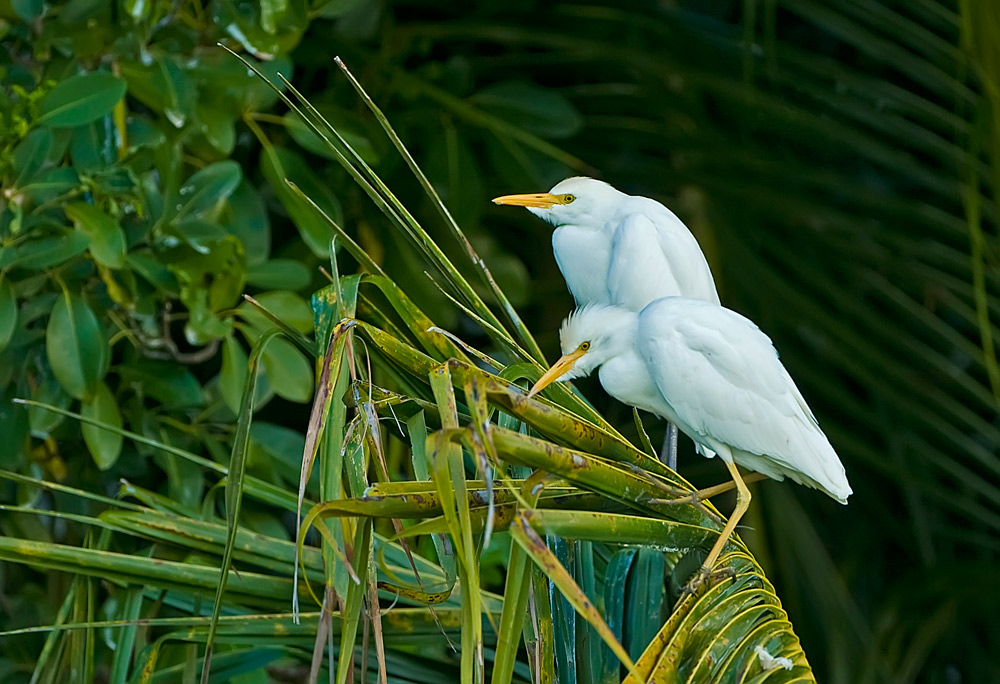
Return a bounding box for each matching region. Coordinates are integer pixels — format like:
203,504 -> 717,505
0,1 -> 996,682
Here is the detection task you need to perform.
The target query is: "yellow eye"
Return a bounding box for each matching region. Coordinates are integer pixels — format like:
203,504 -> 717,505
580,341 -> 591,351
562,194 -> 576,204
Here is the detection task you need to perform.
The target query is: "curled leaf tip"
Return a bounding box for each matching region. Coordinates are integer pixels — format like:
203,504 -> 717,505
333,318 -> 359,337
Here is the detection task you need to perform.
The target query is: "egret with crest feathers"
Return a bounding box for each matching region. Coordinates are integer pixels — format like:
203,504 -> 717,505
528,298 -> 852,584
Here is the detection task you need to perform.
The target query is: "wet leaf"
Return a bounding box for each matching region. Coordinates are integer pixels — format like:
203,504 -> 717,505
240,290 -> 314,333
175,161 -> 242,223
195,105 -> 237,156
0,278 -> 16,354
260,145 -> 341,256
27,372 -> 72,438
11,0 -> 44,20
212,0 -> 308,58
222,179 -> 272,266
65,202 -> 126,268
12,128 -> 53,187
37,72 -> 126,128
0,232 -> 90,271
221,333 -> 250,414
246,259 -> 312,290
119,57 -> 195,128
81,381 -> 123,470
118,360 -> 204,409
261,337 -> 313,403
45,292 -> 108,400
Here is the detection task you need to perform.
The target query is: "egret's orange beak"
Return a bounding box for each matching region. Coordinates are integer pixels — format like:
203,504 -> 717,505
492,192 -> 560,209
528,348 -> 588,397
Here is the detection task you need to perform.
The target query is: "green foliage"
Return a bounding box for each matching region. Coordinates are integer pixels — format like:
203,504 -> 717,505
0,1 -> 997,683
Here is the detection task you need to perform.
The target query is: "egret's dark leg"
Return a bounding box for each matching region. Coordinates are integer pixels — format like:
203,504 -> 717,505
659,422 -> 679,471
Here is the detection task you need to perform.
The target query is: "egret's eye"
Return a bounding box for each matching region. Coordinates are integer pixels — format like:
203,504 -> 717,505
580,341 -> 591,351
562,194 -> 576,204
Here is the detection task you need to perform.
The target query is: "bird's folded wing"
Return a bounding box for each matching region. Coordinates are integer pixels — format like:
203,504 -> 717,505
637,300 -> 849,500
607,210 -> 720,310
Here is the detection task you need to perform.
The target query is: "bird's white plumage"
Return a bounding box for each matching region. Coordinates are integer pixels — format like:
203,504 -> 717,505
556,299 -> 852,503
523,177 -> 719,309
551,217 -> 614,306
608,211 -> 720,308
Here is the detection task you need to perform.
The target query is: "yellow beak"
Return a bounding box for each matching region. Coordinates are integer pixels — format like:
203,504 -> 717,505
492,192 -> 560,209
528,348 -> 587,397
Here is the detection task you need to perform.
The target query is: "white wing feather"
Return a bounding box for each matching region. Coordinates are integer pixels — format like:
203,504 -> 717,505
637,298 -> 851,503
606,207 -> 720,311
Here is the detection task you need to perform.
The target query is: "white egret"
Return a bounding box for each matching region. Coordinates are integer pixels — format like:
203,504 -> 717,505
527,298 -> 852,584
493,177 -> 721,468
491,177 -> 719,309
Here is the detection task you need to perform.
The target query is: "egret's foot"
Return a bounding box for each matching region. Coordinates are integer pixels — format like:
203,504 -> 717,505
679,564 -> 737,601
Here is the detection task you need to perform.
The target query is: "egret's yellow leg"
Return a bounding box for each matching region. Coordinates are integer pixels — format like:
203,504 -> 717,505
700,459 -> 752,573
650,471 -> 766,507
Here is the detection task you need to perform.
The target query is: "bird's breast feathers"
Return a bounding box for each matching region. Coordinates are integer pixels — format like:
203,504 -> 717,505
552,225 -> 613,305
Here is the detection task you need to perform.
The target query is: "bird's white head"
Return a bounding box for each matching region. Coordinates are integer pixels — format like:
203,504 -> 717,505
492,177 -> 626,228
528,304 -> 638,397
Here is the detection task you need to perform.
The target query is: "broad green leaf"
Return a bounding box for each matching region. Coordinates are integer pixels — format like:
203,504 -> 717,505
211,0 -> 308,58
11,0 -> 44,20
261,337 -> 313,403
222,180 -> 271,265
20,167 -> 81,206
249,422 -> 308,488
220,334 -> 250,413
161,219 -> 229,254
27,372 -> 72,438
119,57 -> 194,128
125,115 -> 166,152
260,145 -> 341,257
12,128 -> 53,187
37,72 -> 126,128
70,121 -> 114,169
117,360 -> 204,409
0,232 -> 90,270
127,250 -> 179,292
246,259 -> 312,290
65,202 -> 126,268
45,292 -> 108,401
80,382 -> 123,470
175,161 -> 242,223
0,278 -> 16,354
195,105 -> 236,156
162,233 -> 246,344
239,290 -> 314,333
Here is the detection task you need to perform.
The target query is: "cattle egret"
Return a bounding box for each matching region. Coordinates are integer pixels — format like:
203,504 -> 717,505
493,177 -> 721,469
492,177 -> 719,309
527,298 -> 852,584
